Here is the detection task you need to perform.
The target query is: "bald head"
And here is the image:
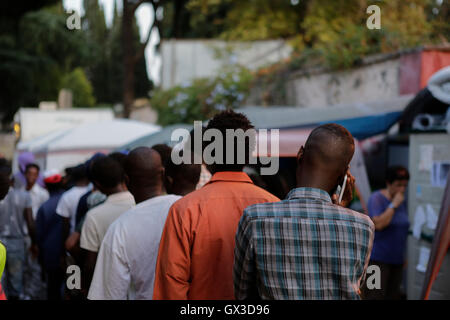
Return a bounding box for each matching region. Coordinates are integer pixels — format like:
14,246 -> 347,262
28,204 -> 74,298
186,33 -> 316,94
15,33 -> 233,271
297,124 -> 355,193
124,147 -> 165,202
303,124 -> 354,170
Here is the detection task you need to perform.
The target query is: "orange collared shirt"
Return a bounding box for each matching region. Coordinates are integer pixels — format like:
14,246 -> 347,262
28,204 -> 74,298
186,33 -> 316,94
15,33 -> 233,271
153,171 -> 280,300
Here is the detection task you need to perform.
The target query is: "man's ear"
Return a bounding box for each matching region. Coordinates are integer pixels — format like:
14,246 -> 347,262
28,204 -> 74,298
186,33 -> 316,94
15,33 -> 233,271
296,146 -> 305,164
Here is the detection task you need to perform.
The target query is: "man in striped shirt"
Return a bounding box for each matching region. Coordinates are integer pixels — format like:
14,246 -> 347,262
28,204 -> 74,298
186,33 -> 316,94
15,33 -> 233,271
234,124 -> 374,300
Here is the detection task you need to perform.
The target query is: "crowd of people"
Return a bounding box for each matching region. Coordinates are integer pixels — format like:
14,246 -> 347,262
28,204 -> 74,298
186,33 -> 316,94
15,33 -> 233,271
0,110 -> 410,300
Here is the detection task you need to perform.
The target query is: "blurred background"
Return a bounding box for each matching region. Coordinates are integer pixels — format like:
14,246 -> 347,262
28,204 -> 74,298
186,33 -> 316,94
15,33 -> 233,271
0,0 -> 449,300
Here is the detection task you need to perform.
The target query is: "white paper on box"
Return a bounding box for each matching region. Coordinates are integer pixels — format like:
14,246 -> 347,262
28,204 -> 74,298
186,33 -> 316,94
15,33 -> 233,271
416,246 -> 431,273
413,205 -> 426,239
425,204 -> 438,230
419,145 -> 433,171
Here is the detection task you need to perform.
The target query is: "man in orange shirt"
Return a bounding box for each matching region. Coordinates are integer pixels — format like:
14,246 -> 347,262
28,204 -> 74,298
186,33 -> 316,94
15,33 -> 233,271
153,110 -> 280,300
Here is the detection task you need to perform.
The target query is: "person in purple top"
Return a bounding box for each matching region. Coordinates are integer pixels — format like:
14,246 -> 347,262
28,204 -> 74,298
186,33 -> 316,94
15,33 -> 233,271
363,165 -> 410,300
14,152 -> 45,189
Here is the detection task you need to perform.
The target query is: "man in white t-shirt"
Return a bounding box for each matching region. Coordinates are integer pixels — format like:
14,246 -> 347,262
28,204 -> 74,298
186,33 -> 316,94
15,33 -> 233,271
56,164 -> 91,236
80,155 -> 135,295
22,163 -> 49,299
88,147 -> 201,300
23,164 -> 49,220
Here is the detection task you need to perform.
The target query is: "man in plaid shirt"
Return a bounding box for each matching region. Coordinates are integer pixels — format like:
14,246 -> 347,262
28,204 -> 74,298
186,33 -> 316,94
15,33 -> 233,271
234,124 -> 374,300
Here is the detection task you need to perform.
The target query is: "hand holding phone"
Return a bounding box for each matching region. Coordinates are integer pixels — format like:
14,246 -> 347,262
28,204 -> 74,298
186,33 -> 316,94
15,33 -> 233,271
338,174 -> 348,204
333,171 -> 354,207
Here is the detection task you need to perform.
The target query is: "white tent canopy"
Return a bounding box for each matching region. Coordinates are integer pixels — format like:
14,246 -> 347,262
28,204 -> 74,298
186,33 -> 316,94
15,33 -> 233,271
15,119 -> 160,172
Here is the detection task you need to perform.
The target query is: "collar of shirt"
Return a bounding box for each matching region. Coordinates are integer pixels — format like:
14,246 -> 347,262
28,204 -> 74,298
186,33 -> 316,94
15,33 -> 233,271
105,191 -> 135,204
286,187 -> 332,203
133,194 -> 175,210
205,171 -> 254,185
29,183 -> 44,195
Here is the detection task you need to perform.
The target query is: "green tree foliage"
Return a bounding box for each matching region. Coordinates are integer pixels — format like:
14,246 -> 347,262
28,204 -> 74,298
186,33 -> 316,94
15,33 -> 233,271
151,65 -> 253,125
61,68 -> 96,108
298,0 -> 436,68
83,0 -> 153,106
160,0 -> 230,38
19,5 -> 90,102
0,0 -> 62,123
161,0 -> 448,69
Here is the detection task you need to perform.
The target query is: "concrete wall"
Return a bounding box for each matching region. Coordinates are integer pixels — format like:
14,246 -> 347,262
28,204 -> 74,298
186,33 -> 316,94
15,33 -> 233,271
407,134 -> 450,300
247,56 -> 402,107
160,40 -> 292,89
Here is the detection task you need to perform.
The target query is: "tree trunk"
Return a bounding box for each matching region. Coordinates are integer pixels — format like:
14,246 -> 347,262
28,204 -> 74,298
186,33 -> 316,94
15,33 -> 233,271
122,1 -> 135,118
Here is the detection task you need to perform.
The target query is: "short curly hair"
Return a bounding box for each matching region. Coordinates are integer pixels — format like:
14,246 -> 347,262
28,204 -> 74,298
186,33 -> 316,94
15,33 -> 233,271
386,165 -> 409,184
204,110 -> 255,173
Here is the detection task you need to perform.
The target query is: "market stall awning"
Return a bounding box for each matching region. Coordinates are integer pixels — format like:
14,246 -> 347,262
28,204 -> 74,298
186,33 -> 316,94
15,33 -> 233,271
238,95 -> 413,140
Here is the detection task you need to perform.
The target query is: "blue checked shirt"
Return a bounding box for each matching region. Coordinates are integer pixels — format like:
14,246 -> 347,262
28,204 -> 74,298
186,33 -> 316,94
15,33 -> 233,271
234,187 -> 374,300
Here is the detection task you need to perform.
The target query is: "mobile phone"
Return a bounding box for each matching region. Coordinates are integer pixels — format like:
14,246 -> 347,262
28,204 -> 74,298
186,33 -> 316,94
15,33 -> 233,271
337,174 -> 348,204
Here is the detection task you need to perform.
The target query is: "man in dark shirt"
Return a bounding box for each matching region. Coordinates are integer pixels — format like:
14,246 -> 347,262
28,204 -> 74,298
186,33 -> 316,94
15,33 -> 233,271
35,172 -> 66,300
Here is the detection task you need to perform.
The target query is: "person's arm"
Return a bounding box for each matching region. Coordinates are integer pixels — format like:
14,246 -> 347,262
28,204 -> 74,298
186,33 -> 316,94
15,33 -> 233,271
0,241 -> 6,280
23,207 -> 39,258
331,170 -> 355,208
370,192 -> 404,231
233,211 -> 258,300
88,227 -> 130,300
82,249 -> 98,297
35,207 -> 45,247
35,207 -> 45,265
62,217 -> 71,247
79,213 -> 100,296
153,204 -> 191,300
56,195 -> 71,252
358,218 -> 375,296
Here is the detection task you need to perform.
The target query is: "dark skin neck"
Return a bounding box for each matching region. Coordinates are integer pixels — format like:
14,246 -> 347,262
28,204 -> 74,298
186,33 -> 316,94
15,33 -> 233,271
171,183 -> 197,197
26,182 -> 34,191
132,185 -> 165,204
75,179 -> 90,187
296,166 -> 342,196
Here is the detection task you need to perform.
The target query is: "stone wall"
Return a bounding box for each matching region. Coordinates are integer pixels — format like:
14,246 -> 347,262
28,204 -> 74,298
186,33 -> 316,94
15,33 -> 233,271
247,54 -> 403,107
160,39 -> 292,89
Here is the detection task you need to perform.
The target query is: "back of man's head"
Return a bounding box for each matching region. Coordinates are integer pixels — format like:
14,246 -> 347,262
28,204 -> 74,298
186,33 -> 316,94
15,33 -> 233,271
71,164 -> 89,185
91,156 -> 125,192
152,144 -> 172,167
108,152 -> 128,170
298,124 -> 355,191
124,147 -> 164,199
165,150 -> 201,196
204,109 -> 255,173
